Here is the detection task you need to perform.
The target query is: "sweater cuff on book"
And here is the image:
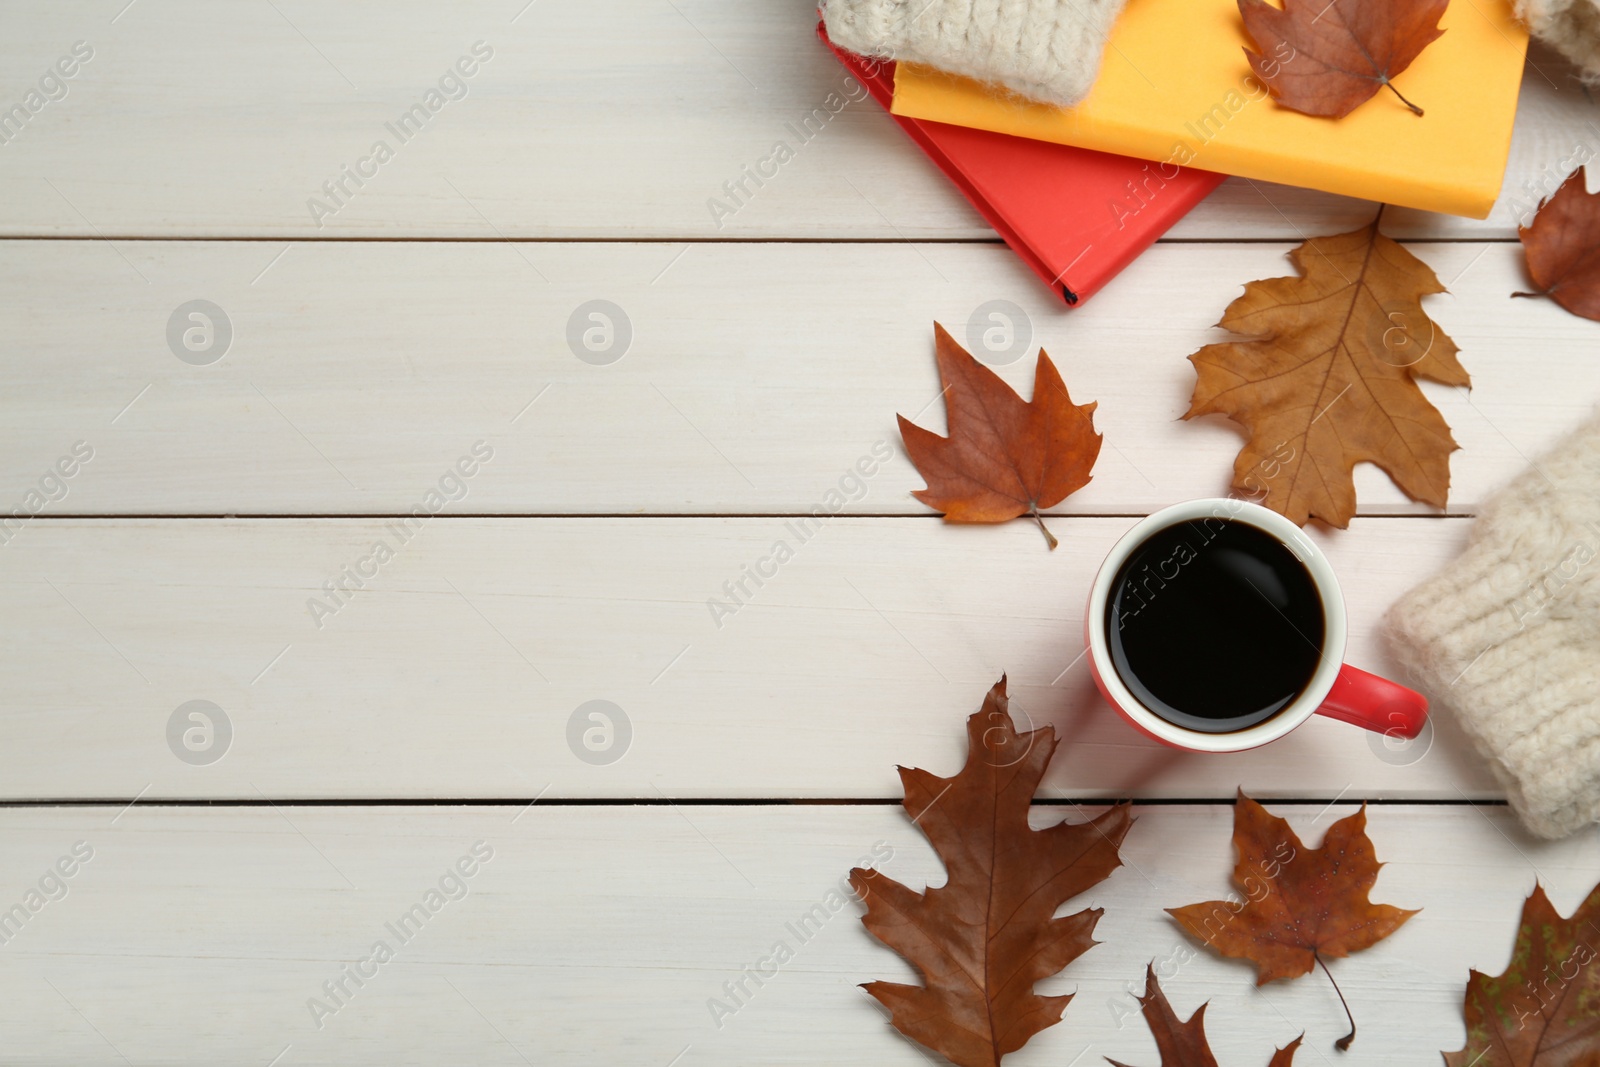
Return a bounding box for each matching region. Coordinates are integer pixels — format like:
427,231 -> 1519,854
820,0 -> 1127,107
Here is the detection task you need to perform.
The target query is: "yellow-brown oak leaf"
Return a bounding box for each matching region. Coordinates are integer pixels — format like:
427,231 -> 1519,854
1184,222 -> 1467,527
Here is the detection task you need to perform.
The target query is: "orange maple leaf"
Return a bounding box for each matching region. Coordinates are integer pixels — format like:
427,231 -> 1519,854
1444,880 -> 1600,1066
1239,0 -> 1447,118
1109,964 -> 1303,1067
1167,790 -> 1418,1050
1516,165 -> 1600,321
898,323 -> 1101,549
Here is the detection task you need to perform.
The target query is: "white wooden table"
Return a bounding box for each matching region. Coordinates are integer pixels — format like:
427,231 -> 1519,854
1,3 -> 1597,1064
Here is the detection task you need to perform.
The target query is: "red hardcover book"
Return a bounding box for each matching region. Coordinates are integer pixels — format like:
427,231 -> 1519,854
820,24 -> 1223,305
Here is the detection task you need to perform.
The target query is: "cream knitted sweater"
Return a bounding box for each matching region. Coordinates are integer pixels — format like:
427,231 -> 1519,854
1386,412 -> 1600,839
821,0 -> 1128,107
823,0 -> 1600,105
1517,0 -> 1600,83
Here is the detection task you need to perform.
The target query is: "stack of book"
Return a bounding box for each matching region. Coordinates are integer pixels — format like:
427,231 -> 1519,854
820,0 -> 1527,306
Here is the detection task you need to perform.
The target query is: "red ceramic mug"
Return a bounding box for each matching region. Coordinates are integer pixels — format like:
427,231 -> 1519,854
1084,498 -> 1427,753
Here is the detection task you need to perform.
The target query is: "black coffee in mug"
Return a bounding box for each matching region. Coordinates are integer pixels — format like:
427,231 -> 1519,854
1104,517 -> 1324,733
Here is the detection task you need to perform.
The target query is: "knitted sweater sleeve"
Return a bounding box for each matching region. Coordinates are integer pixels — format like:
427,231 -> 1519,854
821,0 -> 1129,108
1514,0 -> 1600,85
1385,411 -> 1600,839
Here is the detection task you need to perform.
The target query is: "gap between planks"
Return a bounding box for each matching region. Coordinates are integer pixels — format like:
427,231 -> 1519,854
0,235 -> 1526,245
21,512 -> 1478,521
0,797 -> 1509,808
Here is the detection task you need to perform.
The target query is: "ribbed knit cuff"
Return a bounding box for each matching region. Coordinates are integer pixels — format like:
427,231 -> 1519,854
821,0 -> 1128,107
1385,411 -> 1600,839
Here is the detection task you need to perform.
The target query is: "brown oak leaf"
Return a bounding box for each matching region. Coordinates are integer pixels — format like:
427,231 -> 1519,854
1183,220 -> 1468,528
1167,790 -> 1418,1050
1516,166 -> 1600,321
851,676 -> 1132,1067
1239,0 -> 1447,118
1444,879 -> 1600,1066
1109,964 -> 1303,1067
898,323 -> 1101,549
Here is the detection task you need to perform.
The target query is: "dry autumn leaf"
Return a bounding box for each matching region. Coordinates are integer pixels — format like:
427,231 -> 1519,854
1108,964 -> 1303,1067
1239,0 -> 1447,118
1516,166 -> 1600,321
851,676 -> 1132,1067
1167,791 -> 1418,1050
898,323 -> 1101,549
1444,880 -> 1600,1066
1184,220 -> 1468,528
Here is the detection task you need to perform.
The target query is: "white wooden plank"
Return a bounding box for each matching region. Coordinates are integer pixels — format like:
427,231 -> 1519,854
0,803 -> 1590,1065
2,239 -> 1594,516
0,3 -> 1591,240
0,515 -> 1499,799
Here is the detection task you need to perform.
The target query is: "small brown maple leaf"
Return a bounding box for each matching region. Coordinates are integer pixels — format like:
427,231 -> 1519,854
852,676 -> 1132,1067
1444,880 -> 1600,1066
1239,0 -> 1448,118
1108,964 -> 1303,1067
1167,790 -> 1418,1050
898,323 -> 1101,549
1516,166 -> 1600,321
1183,219 -> 1468,528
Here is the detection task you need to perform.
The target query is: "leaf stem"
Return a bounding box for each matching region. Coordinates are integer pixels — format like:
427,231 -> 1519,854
1029,504 -> 1058,550
1315,952 -> 1356,1051
1383,79 -> 1424,116
1510,290 -> 1548,300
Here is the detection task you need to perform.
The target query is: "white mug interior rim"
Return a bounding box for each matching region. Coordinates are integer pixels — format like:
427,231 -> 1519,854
1086,498 -> 1348,752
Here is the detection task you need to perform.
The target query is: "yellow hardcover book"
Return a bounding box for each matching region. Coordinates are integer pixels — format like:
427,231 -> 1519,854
889,0 -> 1527,218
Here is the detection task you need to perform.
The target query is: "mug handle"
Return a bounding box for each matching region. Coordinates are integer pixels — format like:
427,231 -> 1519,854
1313,664 -> 1428,739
